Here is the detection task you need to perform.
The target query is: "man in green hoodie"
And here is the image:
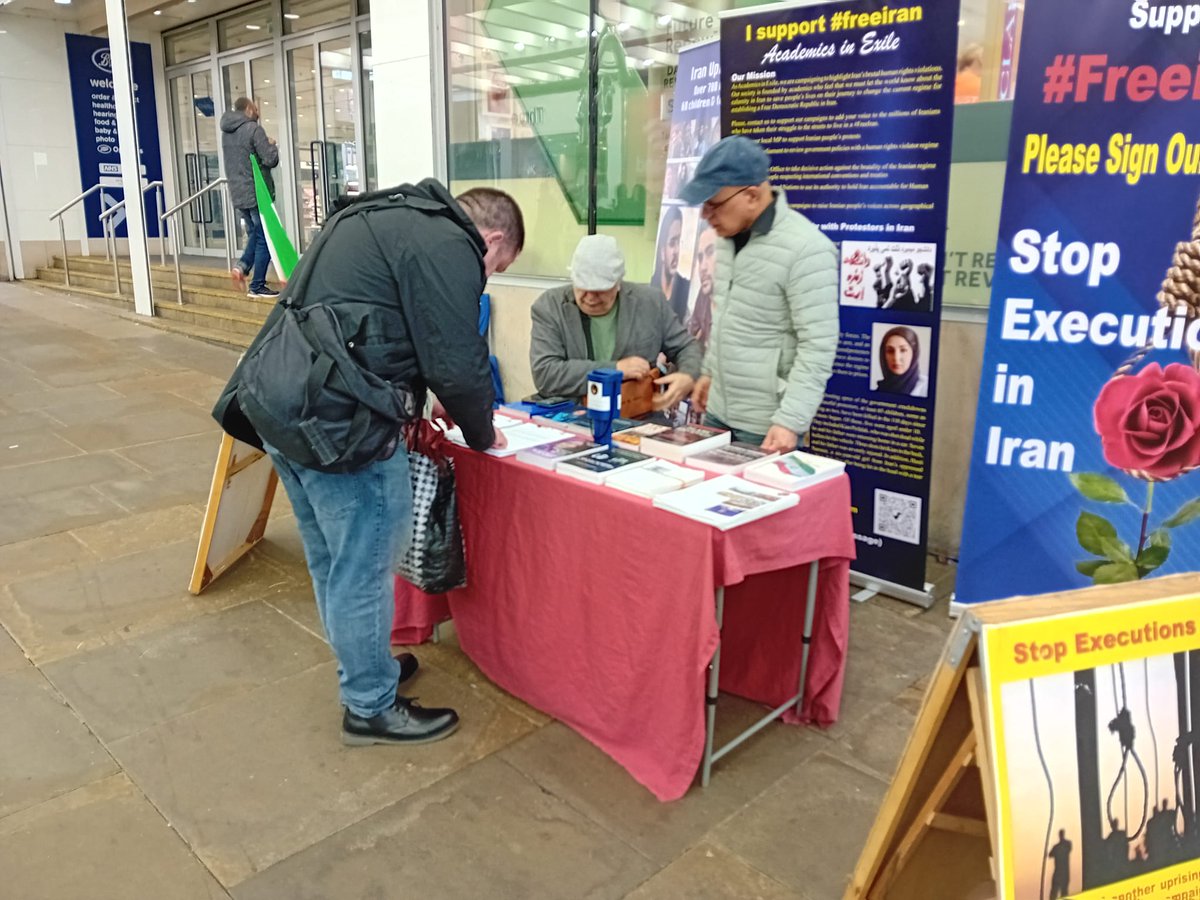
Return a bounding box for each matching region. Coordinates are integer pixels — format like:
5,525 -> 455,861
220,97 -> 280,298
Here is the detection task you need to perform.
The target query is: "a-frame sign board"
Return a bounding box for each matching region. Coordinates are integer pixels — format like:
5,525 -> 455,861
189,433 -> 278,594
847,572 -> 1200,900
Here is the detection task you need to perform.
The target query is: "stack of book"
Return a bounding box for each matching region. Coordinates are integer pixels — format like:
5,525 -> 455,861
516,438 -> 604,470
743,450 -> 846,491
686,441 -> 777,474
556,446 -> 654,484
639,424 -> 731,462
612,422 -> 672,450
533,406 -> 642,438
652,475 -> 799,530
606,459 -> 705,498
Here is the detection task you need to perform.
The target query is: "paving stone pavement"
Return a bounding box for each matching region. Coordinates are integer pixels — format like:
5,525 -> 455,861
0,282 -> 958,899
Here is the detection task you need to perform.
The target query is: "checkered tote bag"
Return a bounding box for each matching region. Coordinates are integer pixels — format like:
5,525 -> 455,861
395,419 -> 467,594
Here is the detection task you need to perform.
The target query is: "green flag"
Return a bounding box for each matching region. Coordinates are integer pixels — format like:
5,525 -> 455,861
251,156 -> 299,282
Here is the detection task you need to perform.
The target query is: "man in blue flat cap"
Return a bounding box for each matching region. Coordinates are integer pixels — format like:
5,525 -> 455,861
682,136 -> 838,453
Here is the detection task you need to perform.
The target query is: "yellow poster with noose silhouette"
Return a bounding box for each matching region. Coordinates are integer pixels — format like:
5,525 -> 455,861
982,596 -> 1200,899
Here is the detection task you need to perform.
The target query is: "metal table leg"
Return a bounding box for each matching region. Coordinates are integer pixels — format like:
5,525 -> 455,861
701,586 -> 725,788
701,559 -> 822,787
797,559 -> 820,717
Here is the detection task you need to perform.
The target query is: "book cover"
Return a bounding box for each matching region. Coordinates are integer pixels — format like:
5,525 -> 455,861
686,441 -> 778,475
446,422 -> 571,458
742,450 -> 846,492
555,446 -> 653,483
652,475 -> 799,530
533,407 -> 592,435
612,422 -> 673,448
640,424 -> 731,461
606,459 -> 705,498
516,438 -> 604,470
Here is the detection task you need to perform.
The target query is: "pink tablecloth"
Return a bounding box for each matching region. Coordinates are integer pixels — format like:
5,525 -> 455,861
394,448 -> 855,801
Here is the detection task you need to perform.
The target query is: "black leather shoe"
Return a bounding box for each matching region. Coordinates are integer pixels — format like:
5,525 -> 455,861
396,652 -> 419,686
342,697 -> 459,746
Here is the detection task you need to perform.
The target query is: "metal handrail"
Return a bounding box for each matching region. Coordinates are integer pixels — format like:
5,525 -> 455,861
48,184 -> 107,287
161,177 -> 233,305
99,181 -> 167,296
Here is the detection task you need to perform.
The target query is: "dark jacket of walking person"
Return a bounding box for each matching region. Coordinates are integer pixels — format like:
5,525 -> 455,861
213,180 -> 524,748
220,97 -> 280,297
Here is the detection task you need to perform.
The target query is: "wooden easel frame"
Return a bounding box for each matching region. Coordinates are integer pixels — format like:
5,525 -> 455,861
189,433 -> 278,594
846,572 -> 1200,899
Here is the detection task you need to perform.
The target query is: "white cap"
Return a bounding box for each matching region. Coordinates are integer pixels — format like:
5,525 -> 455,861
570,235 -> 625,291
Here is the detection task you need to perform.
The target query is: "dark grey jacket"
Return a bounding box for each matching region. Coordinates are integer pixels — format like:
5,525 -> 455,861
530,281 -> 702,398
213,179 -> 497,453
220,110 -> 279,210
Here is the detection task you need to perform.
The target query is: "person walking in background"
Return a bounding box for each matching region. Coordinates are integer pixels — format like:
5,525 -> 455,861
220,97 -> 280,298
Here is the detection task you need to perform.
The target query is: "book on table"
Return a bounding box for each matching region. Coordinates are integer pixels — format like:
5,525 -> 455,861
686,441 -> 778,475
638,424 -> 731,462
612,421 -> 673,449
652,474 -> 799,530
444,421 -> 571,457
533,407 -> 644,438
555,446 -> 654,484
605,459 -> 705,498
516,437 -> 604,470
742,450 -> 846,491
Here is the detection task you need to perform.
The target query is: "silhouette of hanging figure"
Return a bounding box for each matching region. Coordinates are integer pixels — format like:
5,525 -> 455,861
1048,830 -> 1072,900
873,256 -> 893,307
1106,666 -> 1150,840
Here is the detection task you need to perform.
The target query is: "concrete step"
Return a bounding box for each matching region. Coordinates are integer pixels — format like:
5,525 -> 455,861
152,299 -> 264,338
35,266 -> 276,319
26,281 -> 253,351
52,255 -> 278,294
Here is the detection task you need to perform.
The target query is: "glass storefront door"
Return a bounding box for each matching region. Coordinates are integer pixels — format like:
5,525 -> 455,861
164,4 -> 374,257
286,29 -> 362,249
169,65 -> 227,255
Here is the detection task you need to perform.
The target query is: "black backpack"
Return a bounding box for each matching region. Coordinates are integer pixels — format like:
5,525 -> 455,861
229,195 -> 419,473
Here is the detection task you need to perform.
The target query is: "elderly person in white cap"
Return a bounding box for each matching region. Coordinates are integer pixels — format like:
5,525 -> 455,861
529,234 -> 701,408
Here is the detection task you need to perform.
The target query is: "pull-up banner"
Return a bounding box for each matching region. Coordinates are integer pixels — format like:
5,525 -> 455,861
719,0 -> 959,603
957,0 -> 1200,605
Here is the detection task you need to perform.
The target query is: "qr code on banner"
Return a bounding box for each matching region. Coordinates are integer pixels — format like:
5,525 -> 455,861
874,489 -> 922,545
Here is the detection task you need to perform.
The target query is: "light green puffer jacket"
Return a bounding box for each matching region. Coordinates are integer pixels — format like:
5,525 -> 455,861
702,191 -> 839,437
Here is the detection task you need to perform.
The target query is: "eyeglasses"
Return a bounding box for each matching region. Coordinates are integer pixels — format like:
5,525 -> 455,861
702,186 -> 751,212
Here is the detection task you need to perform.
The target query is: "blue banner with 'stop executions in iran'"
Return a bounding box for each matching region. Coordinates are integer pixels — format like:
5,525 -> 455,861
957,0 -> 1200,604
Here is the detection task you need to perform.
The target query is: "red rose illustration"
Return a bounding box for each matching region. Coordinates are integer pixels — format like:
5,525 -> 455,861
1093,362 -> 1200,481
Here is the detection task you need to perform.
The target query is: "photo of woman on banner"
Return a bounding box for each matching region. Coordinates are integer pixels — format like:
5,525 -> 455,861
652,204 -> 691,322
872,324 -> 930,398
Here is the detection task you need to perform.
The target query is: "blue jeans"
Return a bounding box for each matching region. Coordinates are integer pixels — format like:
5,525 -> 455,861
704,411 -> 767,448
238,207 -> 271,292
264,443 -> 412,718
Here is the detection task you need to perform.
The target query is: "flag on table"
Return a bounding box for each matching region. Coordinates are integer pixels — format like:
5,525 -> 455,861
251,155 -> 299,282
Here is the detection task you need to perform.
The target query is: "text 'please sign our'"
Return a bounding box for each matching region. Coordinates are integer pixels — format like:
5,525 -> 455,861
64,34 -> 163,239
957,0 -> 1200,605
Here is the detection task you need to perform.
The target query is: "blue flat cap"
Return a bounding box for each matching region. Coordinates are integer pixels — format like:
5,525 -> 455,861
680,136 -> 770,205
